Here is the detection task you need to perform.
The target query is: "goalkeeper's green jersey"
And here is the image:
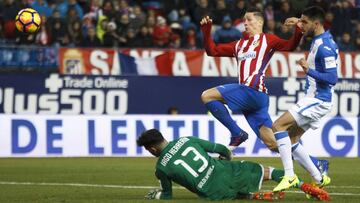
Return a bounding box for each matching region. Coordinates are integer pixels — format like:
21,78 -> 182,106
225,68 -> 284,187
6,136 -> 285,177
155,137 -> 263,200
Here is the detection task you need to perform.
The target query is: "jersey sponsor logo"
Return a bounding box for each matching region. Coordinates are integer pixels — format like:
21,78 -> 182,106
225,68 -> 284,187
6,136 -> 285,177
324,56 -> 336,69
197,165 -> 214,189
238,51 -> 257,61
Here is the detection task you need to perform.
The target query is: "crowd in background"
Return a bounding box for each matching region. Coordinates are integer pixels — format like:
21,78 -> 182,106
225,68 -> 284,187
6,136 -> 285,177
0,0 -> 360,51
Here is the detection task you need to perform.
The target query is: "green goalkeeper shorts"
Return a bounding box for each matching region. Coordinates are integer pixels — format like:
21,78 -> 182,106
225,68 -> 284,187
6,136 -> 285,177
230,160 -> 264,195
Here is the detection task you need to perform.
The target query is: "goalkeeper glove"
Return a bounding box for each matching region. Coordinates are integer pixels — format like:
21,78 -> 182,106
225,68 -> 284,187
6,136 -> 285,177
144,189 -> 162,199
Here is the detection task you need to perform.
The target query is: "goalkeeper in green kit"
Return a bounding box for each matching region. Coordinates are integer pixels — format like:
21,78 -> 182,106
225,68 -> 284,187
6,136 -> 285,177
137,129 -> 330,201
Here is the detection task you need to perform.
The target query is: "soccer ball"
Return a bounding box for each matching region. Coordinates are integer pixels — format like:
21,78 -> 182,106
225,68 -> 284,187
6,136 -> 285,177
15,8 -> 41,34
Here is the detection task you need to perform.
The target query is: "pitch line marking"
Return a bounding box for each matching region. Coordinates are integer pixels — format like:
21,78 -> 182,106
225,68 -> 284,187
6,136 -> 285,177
0,181 -> 359,196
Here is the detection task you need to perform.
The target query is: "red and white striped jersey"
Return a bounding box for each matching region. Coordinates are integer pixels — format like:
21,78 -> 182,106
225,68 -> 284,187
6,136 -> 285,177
201,26 -> 303,93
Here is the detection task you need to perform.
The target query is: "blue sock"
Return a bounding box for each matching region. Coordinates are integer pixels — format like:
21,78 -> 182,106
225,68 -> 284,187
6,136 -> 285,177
205,101 -> 244,137
309,155 -> 320,167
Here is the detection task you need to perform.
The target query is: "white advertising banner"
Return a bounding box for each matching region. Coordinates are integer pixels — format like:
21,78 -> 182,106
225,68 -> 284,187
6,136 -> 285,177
0,115 -> 358,157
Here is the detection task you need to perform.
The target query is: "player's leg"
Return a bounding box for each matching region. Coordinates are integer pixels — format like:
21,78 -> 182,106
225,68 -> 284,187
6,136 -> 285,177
201,84 -> 248,149
290,126 -> 329,176
245,100 -> 277,151
272,111 -> 300,192
237,163 -> 285,200
287,98 -> 332,188
289,125 -> 330,187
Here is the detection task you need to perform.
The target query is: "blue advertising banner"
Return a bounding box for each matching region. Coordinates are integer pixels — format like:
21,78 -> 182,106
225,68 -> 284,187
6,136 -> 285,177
0,73 -> 359,117
0,73 -> 359,157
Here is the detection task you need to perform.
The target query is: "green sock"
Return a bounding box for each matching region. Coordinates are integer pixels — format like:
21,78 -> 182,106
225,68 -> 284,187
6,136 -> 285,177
271,169 -> 284,183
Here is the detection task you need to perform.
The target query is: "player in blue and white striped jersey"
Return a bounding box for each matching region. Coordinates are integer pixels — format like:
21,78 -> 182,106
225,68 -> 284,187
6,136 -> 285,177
272,6 -> 338,192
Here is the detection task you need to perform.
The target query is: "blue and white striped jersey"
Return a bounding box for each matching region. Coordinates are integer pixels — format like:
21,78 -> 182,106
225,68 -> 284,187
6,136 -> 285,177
305,31 -> 338,102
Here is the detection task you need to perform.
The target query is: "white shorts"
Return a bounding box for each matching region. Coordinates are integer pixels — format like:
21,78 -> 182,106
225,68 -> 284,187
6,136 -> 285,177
289,97 -> 332,131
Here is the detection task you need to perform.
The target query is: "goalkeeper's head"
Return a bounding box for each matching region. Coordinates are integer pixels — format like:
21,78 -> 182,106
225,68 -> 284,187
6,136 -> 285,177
137,129 -> 168,157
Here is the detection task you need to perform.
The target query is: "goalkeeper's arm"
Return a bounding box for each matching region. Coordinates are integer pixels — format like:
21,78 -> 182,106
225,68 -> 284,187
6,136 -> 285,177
145,170 -> 172,199
190,137 -> 232,160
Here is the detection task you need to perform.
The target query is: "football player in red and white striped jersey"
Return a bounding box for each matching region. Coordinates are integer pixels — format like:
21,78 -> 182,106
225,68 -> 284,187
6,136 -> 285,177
200,7 -> 303,151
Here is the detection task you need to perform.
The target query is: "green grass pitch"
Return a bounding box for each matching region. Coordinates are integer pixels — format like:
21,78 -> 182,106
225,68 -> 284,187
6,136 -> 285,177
0,157 -> 359,202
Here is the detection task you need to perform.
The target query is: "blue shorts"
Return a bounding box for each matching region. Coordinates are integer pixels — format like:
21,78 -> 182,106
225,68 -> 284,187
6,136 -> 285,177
216,84 -> 272,137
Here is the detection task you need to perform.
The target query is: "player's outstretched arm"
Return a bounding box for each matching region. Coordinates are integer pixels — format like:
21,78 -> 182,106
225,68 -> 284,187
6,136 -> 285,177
144,170 -> 173,199
269,17 -> 303,51
191,137 -> 232,160
200,16 -> 237,57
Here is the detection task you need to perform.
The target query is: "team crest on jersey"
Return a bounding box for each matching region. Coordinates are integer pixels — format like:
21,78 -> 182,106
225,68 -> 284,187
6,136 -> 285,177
252,39 -> 260,48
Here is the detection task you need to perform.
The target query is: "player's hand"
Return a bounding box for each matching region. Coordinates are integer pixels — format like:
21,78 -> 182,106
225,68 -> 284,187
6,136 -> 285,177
144,189 -> 162,199
200,16 -> 212,26
219,151 -> 233,161
296,58 -> 309,73
284,17 -> 300,27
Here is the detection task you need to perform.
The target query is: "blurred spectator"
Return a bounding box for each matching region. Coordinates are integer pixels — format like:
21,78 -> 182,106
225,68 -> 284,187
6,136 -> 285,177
16,33 -> 36,45
167,106 -> 179,115
354,35 -> 360,51
103,21 -> 121,47
264,3 -> 274,21
193,0 -> 213,24
152,16 -> 172,47
67,6 -> 81,25
212,0 -> 229,25
35,15 -> 50,45
229,0 -> 246,21
274,1 -> 293,28
1,0 -> 19,40
96,15 -> 109,43
307,0 -> 329,12
57,0 -> 84,19
89,0 -> 102,14
80,26 -> 101,47
162,0 -> 186,23
117,0 -> 130,15
175,7 -> 192,29
330,0 -> 353,41
47,10 -> 68,46
289,0 -> 309,16
77,0 -> 90,14
352,21 -> 360,37
265,19 -> 276,34
169,34 -> 182,48
31,0 -> 53,18
19,0 -> 31,8
170,22 -> 183,42
338,32 -> 354,51
324,12 -> 333,31
182,23 -> 200,49
82,12 -> 96,36
129,4 -> 146,32
146,15 -> 156,35
125,28 -> 137,47
213,16 -> 242,43
132,25 -> 153,47
115,13 -> 131,45
0,22 -> 5,41
68,20 -> 83,46
98,0 -> 116,20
